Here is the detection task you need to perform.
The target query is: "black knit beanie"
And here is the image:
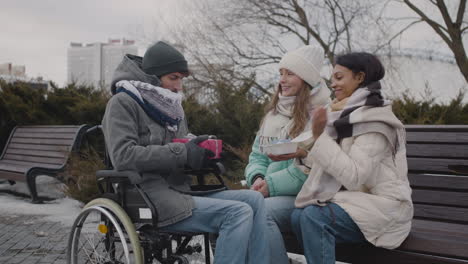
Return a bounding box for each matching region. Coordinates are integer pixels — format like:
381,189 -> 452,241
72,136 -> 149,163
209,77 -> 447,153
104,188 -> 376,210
142,41 -> 189,77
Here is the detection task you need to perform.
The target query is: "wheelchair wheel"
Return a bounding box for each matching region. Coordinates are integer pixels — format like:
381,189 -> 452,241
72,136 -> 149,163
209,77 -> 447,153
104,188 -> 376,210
67,198 -> 143,264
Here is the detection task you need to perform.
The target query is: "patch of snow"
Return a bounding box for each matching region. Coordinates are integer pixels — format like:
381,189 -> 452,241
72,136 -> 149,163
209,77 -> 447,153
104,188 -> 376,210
0,175 -> 67,199
0,192 -> 83,226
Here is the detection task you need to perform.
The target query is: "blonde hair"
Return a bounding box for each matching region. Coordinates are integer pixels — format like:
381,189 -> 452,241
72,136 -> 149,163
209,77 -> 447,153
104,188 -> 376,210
263,83 -> 311,138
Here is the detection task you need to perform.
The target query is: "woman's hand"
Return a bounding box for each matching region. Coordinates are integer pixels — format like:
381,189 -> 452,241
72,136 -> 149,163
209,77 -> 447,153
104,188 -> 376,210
268,148 -> 308,161
251,177 -> 264,191
250,178 -> 269,197
312,107 -> 328,139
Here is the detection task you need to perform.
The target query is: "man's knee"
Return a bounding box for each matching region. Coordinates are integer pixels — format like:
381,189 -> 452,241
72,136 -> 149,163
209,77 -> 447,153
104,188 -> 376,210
229,202 -> 254,222
243,190 -> 265,210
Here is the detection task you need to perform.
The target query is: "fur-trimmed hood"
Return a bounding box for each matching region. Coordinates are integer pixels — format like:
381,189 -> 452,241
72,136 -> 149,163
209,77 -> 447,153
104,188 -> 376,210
110,54 -> 162,94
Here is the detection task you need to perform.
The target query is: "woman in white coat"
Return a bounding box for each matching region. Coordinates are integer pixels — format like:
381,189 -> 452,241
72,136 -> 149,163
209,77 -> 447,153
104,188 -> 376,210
290,52 -> 413,264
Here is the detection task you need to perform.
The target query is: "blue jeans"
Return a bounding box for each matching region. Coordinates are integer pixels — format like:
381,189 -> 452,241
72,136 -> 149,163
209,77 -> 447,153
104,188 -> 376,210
291,203 -> 366,264
161,190 -> 270,264
265,196 -> 296,264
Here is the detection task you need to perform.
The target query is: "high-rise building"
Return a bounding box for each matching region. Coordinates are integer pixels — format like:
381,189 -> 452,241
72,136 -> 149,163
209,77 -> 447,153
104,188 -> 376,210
0,63 -> 26,77
67,39 -> 138,88
0,63 -> 49,90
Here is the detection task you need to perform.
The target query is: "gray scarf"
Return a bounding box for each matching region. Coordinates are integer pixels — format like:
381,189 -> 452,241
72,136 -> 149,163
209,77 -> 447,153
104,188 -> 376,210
115,80 -> 184,132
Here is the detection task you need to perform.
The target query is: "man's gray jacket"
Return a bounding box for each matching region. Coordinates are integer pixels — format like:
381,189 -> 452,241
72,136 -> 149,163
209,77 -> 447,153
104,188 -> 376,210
102,54 -> 194,227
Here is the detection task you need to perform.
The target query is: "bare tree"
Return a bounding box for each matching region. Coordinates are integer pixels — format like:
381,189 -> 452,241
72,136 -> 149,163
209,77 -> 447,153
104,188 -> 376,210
165,0 -> 393,97
401,0 -> 468,83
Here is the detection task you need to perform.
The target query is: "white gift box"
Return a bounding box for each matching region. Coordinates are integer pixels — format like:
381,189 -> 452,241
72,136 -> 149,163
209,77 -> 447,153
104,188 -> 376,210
262,141 -> 298,155
261,130 -> 315,156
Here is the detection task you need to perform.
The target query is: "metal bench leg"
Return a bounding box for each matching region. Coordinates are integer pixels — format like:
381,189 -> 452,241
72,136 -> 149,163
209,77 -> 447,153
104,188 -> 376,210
26,174 -> 41,204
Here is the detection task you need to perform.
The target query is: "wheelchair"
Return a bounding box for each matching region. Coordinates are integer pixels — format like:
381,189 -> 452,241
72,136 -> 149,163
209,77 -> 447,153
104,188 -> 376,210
67,126 -> 227,264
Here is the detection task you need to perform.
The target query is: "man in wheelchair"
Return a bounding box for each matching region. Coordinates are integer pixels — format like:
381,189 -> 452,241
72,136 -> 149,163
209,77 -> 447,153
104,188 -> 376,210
70,41 -> 272,264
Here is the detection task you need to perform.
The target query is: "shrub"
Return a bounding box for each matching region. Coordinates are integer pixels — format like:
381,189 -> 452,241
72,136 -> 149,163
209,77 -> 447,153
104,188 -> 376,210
62,148 -> 104,204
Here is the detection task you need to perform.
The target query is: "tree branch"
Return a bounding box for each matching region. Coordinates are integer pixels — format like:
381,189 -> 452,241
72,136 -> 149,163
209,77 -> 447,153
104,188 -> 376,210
456,0 -> 467,25
404,0 -> 452,44
372,19 -> 423,53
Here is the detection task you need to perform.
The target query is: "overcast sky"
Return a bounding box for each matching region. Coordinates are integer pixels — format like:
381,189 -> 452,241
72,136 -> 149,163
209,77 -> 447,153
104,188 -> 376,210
0,0 -> 462,86
0,0 -> 180,85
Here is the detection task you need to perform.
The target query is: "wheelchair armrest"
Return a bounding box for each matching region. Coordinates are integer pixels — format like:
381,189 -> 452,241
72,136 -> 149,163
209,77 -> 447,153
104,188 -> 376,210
96,169 -> 143,184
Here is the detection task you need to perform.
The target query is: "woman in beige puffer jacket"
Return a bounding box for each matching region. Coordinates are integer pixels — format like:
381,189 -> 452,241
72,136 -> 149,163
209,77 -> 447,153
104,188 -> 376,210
290,52 -> 413,264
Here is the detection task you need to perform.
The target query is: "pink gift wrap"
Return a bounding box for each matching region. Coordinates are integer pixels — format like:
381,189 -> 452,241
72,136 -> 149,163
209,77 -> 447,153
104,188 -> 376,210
172,138 -> 222,159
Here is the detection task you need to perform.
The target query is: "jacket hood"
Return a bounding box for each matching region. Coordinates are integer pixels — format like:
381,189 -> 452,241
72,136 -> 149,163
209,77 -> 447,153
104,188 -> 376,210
110,54 -> 162,94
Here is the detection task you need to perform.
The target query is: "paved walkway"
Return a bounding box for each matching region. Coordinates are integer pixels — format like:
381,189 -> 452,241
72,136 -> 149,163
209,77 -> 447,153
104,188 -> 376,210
0,214 -> 69,264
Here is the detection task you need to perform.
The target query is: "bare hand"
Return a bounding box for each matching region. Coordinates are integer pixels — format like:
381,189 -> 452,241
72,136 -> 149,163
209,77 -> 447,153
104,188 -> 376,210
258,181 -> 269,197
268,148 -> 307,161
312,107 -> 327,139
251,178 -> 264,191
250,178 -> 269,197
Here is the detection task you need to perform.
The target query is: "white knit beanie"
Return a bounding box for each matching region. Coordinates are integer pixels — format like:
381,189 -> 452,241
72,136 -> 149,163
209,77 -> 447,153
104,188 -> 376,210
278,45 -> 324,88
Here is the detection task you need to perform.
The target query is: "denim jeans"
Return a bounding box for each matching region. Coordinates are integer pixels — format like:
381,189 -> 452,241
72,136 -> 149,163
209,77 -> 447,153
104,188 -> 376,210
291,203 -> 366,264
161,190 -> 270,264
265,196 -> 296,264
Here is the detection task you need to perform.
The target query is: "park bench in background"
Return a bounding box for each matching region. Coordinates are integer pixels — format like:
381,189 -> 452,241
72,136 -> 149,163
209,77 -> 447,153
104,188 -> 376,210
285,125 -> 468,264
0,125 -> 89,203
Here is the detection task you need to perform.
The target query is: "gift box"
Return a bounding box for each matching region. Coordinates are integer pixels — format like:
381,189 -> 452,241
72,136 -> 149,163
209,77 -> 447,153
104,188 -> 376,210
262,141 -> 298,155
172,138 -> 222,159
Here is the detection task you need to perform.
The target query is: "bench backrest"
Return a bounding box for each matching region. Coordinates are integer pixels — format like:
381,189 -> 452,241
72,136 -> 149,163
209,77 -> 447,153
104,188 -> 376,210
406,125 -> 468,225
0,125 -> 89,171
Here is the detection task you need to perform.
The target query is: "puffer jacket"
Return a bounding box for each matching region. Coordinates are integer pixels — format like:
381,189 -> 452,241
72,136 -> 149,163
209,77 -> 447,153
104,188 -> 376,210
245,136 -> 308,196
296,105 -> 413,249
245,83 -> 331,196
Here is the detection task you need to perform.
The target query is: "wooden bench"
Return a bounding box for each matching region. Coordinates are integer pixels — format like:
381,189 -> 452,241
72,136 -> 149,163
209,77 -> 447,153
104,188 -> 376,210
0,125 -> 89,203
284,125 -> 468,264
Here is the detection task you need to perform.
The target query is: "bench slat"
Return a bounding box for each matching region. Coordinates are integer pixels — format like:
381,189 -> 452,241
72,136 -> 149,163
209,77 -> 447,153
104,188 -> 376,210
412,189 -> 468,207
4,154 -> 65,165
7,143 -> 70,152
15,126 -> 84,133
409,173 -> 468,190
6,148 -> 68,159
405,125 -> 468,132
336,245 -> 468,264
400,231 -> 468,260
10,137 -> 75,146
12,132 -> 76,139
414,204 -> 468,223
0,162 -> 29,173
407,144 -> 468,159
408,157 -> 468,174
406,132 -> 468,143
0,160 -> 62,170
411,219 -> 468,236
0,171 -> 26,181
